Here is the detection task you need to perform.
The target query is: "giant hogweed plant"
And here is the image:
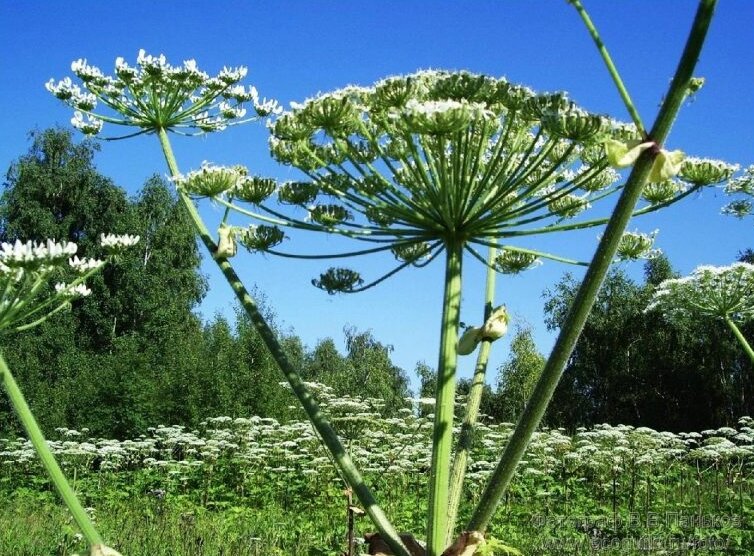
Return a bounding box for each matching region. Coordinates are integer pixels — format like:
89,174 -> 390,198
648,263 -> 754,364
0,234 -> 139,556
44,1 -> 734,554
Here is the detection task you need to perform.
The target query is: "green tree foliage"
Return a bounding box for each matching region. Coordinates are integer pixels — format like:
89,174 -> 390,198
491,326 -> 546,423
0,129 -> 207,437
543,255 -> 754,431
343,327 -> 411,411
0,129 -> 455,437
305,328 -> 411,414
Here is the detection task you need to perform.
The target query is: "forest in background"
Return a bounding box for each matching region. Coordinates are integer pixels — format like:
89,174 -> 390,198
0,128 -> 752,439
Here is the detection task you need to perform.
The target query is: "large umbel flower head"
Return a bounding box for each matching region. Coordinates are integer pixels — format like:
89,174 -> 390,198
647,263 -> 754,324
202,69 -> 733,291
46,50 -> 281,138
647,262 -> 754,364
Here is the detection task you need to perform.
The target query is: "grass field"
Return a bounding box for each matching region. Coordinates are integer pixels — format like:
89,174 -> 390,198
2,391 -> 753,555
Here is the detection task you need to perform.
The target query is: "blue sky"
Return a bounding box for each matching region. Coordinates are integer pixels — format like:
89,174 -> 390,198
1,1 -> 752,388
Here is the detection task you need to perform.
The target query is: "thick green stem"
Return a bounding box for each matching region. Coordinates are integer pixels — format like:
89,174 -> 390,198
427,240 -> 464,556
446,246 -> 497,544
0,351 -> 104,547
156,129 -> 410,556
467,0 -> 717,533
725,316 -> 754,365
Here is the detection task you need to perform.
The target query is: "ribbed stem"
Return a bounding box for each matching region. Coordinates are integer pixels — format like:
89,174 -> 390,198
569,0 -> 646,135
427,240 -> 464,556
725,316 -> 754,365
0,351 -> 104,547
446,246 -> 497,545
156,128 -> 410,556
467,0 -> 718,533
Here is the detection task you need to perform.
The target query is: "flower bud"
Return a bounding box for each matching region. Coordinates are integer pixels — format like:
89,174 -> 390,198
641,180 -> 681,205
494,250 -> 541,274
234,176 -> 276,204
615,230 -> 660,261
215,224 -> 237,259
457,326 -> 482,355
309,204 -> 351,227
480,305 -> 509,341
302,95 -> 360,137
649,150 -> 684,183
548,193 -> 590,218
238,225 -> 285,252
278,181 -> 319,206
391,242 -> 431,264
604,139 -> 653,168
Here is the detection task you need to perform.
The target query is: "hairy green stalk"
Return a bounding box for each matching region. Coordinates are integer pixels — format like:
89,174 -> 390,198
0,351 -> 104,547
156,128 -> 410,556
427,240 -> 463,556
569,0 -> 646,136
446,246 -> 498,545
725,316 -> 754,365
467,0 -> 718,533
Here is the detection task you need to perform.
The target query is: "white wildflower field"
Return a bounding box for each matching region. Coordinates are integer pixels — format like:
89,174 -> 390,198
2,387 -> 753,554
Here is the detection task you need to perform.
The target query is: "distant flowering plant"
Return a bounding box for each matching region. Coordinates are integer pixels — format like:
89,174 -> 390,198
647,263 -> 754,363
46,50 -> 281,137
0,234 -> 138,556
0,235 -> 137,332
648,263 -> 754,323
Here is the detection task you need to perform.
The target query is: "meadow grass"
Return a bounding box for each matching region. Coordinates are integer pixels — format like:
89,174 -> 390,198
2,393 -> 752,554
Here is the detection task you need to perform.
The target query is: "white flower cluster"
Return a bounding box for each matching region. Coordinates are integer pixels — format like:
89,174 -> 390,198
679,157 -> 740,186
0,236 -> 134,331
2,388 -> 751,511
100,233 -> 140,254
722,165 -> 754,219
400,98 -> 493,135
0,239 -> 77,270
647,262 -> 754,323
48,51 -> 281,136
615,229 -> 661,261
45,77 -> 97,111
54,282 -> 92,298
171,163 -> 248,198
71,111 -> 104,135
69,256 -> 104,274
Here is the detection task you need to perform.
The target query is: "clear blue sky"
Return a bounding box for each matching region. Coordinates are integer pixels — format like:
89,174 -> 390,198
1,1 -> 752,388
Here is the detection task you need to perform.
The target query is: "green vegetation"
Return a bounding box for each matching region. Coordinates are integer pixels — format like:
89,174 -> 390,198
1,127 -> 752,555
2,392 -> 753,554
5,2 -> 753,554
543,256 -> 754,431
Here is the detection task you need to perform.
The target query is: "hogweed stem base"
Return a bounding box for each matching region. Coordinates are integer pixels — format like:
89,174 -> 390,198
445,246 -> 497,545
427,240 -> 463,556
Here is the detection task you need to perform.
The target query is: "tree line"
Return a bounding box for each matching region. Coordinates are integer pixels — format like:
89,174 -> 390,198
0,129 -> 751,439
